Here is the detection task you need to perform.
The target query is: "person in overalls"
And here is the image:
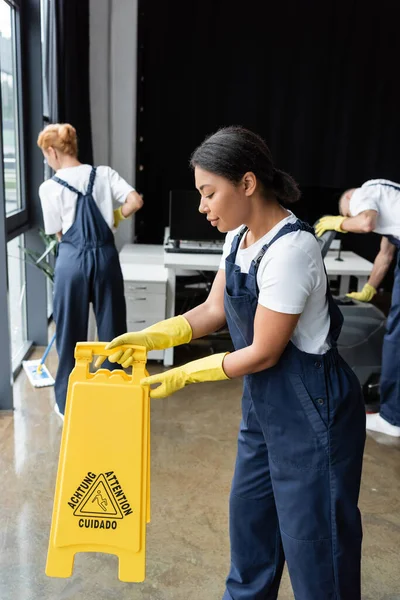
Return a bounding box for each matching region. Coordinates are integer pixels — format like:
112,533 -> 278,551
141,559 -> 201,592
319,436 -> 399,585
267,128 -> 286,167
37,123 -> 143,420
316,180 -> 400,438
98,126 -> 366,599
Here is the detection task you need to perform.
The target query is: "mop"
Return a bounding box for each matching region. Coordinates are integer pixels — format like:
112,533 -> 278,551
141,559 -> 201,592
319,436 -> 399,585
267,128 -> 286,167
22,332 -> 56,388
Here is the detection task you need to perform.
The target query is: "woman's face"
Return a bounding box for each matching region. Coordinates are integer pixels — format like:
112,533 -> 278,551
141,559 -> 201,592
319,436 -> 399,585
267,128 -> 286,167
339,189 -> 355,217
195,167 -> 252,233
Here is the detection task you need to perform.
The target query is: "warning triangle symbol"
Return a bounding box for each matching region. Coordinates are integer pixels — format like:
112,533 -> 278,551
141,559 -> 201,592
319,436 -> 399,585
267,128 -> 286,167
74,474 -> 123,519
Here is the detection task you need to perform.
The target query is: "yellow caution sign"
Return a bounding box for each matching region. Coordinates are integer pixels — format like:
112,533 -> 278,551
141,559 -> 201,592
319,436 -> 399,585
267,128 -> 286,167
46,342 -> 150,582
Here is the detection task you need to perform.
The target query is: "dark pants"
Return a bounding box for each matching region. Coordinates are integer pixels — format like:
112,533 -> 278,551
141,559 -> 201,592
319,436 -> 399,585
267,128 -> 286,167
53,243 -> 126,414
380,255 -> 400,426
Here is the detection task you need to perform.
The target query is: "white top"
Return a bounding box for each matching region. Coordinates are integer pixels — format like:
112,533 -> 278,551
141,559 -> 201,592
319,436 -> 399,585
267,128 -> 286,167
349,178 -> 400,239
219,213 -> 331,354
39,164 -> 134,235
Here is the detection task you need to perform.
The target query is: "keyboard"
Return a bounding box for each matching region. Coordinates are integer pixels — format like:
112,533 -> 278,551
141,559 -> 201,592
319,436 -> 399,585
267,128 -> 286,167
164,239 -> 223,254
165,246 -> 223,255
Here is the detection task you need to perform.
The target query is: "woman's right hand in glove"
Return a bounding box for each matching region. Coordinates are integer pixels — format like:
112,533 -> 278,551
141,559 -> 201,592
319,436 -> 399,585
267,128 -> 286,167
346,283 -> 376,303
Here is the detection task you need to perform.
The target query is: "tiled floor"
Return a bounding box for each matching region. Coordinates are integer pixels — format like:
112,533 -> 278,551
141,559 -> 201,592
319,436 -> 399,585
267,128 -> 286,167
0,341 -> 399,600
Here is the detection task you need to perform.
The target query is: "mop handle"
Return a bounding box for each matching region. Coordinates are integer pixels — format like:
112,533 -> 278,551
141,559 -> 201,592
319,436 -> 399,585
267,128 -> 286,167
39,332 -> 57,366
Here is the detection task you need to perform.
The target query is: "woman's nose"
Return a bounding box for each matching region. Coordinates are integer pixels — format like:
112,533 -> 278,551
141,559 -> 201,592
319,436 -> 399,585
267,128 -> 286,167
198,197 -> 209,214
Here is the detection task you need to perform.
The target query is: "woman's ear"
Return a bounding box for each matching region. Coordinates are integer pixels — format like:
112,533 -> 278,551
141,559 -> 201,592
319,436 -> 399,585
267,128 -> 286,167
242,172 -> 257,196
47,146 -> 59,168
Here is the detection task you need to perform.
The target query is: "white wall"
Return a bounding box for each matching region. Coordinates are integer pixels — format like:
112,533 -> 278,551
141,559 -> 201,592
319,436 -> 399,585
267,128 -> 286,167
89,0 -> 138,251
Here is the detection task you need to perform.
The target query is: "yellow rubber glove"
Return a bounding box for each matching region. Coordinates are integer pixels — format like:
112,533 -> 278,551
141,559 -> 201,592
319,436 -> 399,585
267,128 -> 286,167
347,283 -> 377,302
113,206 -> 126,229
94,315 -> 192,368
315,215 -> 347,237
141,352 -> 230,399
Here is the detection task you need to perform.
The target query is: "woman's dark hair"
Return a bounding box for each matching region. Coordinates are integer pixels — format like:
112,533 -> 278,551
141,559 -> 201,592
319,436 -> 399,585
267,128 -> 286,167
190,126 -> 300,204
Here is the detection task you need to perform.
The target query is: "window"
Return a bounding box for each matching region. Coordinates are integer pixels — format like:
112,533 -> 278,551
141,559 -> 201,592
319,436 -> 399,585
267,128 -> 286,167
7,234 -> 27,369
0,0 -> 45,405
0,0 -> 22,217
1,0 -> 32,380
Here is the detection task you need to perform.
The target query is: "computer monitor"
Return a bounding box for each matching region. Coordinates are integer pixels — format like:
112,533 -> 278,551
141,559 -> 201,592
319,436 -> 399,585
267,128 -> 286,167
169,190 -> 225,242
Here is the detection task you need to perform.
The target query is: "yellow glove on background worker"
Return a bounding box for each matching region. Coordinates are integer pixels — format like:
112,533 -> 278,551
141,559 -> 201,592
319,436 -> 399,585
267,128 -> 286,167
347,283 -> 377,302
95,315 -> 192,368
113,206 -> 127,229
315,215 -> 376,302
141,352 -> 230,399
315,215 -> 347,237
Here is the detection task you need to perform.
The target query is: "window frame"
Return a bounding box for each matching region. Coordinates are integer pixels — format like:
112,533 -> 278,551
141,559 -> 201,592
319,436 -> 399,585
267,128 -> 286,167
0,0 -> 46,407
2,0 -> 29,239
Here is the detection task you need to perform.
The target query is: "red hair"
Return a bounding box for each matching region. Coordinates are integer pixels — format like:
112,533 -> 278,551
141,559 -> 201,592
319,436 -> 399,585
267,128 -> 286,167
37,123 -> 78,157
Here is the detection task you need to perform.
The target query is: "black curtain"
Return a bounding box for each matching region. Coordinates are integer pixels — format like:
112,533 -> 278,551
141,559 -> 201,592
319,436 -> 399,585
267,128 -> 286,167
136,0 -> 400,254
55,0 -> 93,164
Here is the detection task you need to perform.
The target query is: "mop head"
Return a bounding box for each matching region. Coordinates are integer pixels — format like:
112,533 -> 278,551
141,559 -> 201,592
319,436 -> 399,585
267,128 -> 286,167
22,360 -> 55,388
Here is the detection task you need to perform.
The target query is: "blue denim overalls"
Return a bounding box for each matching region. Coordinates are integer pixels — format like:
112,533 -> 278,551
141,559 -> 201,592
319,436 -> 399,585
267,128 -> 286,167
52,167 -> 127,414
364,181 -> 400,426
379,234 -> 400,426
222,220 -> 366,600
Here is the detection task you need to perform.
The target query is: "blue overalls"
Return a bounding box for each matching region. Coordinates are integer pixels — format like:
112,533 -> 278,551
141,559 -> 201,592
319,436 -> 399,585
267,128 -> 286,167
379,233 -> 400,427
364,181 -> 400,427
52,167 -> 127,414
222,220 -> 366,600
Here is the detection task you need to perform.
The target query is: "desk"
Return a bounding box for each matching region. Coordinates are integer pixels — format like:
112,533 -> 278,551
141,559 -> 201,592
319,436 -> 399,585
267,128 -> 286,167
164,252 -> 222,271
119,245 -> 168,363
120,244 -> 164,265
163,252 -> 222,366
324,251 -> 373,295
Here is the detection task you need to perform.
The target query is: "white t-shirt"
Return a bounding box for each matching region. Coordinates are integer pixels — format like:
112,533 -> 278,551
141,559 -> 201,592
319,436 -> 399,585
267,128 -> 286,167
349,179 -> 400,239
219,213 -> 331,354
39,164 -> 134,235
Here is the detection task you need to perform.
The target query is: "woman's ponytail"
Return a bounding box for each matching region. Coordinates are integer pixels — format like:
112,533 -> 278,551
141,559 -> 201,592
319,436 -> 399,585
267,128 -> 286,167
272,168 -> 301,204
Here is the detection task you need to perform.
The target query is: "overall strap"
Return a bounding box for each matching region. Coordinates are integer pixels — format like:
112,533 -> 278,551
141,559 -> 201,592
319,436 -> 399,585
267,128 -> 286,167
86,167 -> 97,195
52,176 -> 81,195
230,225 -> 248,256
253,220 -> 314,276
